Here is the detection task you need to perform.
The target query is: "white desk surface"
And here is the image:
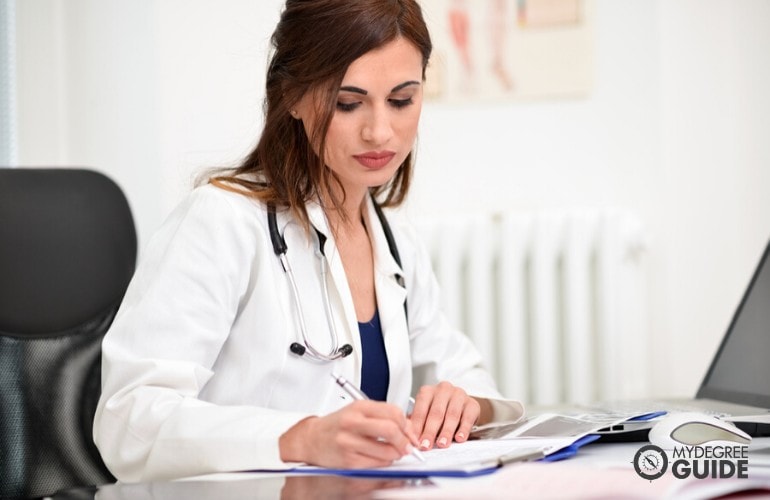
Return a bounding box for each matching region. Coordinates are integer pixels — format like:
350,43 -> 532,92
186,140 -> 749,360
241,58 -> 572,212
416,437 -> 770,499
89,438 -> 770,500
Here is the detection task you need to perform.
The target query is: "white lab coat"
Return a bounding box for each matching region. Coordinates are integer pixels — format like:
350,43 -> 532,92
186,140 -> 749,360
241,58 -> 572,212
94,184 -> 523,482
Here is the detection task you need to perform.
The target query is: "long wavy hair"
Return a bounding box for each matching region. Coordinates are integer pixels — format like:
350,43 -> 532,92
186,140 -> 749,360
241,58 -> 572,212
210,0 -> 432,230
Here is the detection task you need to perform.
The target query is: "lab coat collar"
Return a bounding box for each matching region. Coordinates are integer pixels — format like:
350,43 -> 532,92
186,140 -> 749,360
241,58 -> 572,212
272,199 -> 330,241
361,195 -> 404,280
280,195 -> 404,280
306,199 -> 331,241
271,199 -> 332,259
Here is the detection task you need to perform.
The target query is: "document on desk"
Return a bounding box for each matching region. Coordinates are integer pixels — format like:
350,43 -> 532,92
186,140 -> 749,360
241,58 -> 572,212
286,439 -> 553,478
250,414 -> 652,478
251,414 -> 629,478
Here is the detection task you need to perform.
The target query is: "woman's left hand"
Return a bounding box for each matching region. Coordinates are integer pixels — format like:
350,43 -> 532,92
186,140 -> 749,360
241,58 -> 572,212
408,381 -> 491,451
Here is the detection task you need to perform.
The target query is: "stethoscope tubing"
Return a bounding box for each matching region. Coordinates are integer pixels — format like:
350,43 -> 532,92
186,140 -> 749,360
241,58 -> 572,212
269,204 -> 350,362
267,201 -> 404,363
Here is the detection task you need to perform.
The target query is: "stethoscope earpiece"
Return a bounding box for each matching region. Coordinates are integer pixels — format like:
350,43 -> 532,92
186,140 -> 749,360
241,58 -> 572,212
289,342 -> 306,356
288,341 -> 352,359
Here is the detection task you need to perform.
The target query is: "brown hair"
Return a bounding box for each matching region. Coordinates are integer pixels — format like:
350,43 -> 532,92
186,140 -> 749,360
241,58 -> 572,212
211,0 -> 432,229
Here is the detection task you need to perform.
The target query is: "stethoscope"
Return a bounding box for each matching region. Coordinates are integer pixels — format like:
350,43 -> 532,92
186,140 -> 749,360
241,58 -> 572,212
267,202 -> 405,363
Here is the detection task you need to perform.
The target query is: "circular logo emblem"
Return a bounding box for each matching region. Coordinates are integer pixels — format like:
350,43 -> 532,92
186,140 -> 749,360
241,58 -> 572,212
633,444 -> 668,481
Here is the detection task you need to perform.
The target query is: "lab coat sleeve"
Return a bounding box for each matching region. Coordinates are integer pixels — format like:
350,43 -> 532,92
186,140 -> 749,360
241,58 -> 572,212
398,224 -> 524,422
94,186 -> 309,482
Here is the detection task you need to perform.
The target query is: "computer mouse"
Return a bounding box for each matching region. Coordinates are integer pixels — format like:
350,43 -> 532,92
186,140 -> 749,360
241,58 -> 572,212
648,412 -> 752,449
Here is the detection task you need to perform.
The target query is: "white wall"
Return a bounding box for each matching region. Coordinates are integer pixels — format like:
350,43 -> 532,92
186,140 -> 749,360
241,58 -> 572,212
15,0 -> 770,399
655,1 -> 770,395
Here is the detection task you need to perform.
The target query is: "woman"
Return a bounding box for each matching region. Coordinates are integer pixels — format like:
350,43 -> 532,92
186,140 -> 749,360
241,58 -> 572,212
94,0 -> 523,482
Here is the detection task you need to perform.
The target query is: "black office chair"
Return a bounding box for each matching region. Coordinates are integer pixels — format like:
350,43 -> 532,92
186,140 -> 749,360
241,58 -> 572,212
0,168 -> 137,499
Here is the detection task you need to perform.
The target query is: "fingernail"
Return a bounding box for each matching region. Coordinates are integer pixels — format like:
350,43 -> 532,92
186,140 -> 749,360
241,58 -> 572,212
456,432 -> 465,441
437,437 -> 447,447
420,439 -> 430,450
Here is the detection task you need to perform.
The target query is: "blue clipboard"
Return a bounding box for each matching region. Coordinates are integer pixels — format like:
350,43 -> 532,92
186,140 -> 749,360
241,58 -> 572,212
539,411 -> 666,462
539,434 -> 601,462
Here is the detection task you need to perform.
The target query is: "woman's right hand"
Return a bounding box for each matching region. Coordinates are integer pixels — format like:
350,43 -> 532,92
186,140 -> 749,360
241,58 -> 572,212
279,400 -> 419,468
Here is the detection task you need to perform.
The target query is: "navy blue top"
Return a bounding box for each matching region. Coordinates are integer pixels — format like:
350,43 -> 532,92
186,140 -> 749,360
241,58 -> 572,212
358,309 -> 390,401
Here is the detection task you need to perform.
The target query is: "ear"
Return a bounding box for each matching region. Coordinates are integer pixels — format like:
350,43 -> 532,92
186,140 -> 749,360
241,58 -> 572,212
292,92 -> 317,122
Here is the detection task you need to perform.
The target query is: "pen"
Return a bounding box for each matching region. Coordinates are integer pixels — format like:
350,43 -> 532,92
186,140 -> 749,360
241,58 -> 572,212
496,448 -> 545,466
331,372 -> 426,462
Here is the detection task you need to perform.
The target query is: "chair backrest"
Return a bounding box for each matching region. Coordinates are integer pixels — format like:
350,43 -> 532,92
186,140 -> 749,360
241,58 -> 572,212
0,168 -> 137,498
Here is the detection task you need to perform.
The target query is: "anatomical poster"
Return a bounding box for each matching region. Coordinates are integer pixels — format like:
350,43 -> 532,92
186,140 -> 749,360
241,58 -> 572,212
420,0 -> 593,102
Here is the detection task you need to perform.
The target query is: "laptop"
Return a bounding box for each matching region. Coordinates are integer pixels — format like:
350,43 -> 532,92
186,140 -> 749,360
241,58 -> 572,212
583,238 -> 770,438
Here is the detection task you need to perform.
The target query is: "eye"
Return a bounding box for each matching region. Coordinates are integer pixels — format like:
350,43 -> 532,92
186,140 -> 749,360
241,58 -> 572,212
336,101 -> 360,112
389,97 -> 414,109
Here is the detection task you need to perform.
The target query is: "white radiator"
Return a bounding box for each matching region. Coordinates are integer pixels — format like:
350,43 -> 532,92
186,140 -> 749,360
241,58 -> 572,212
413,210 -> 649,406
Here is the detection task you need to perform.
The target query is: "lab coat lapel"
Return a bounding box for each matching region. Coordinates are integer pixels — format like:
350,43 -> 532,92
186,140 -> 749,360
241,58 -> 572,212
363,197 -> 411,407
305,202 -> 361,374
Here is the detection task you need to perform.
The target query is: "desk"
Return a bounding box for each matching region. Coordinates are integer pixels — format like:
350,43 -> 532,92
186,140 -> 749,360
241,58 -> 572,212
50,438 -> 770,500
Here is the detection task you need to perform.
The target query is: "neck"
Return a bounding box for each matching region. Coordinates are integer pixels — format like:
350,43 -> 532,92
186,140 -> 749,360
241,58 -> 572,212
322,188 -> 368,236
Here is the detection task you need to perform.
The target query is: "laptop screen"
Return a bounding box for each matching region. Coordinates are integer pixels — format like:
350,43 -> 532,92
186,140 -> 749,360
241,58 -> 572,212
697,239 -> 770,408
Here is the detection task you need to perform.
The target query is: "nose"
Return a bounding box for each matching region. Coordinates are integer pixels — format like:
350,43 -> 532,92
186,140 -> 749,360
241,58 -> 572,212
361,106 -> 393,145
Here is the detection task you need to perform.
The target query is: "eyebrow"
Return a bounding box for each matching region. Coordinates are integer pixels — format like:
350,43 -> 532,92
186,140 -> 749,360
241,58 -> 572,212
339,80 -> 421,95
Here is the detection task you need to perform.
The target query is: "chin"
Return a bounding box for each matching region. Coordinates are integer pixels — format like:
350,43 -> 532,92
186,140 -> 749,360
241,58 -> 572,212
366,167 -> 400,189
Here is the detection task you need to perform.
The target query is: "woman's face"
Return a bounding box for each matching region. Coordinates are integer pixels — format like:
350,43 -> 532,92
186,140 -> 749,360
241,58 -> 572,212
296,37 -> 424,204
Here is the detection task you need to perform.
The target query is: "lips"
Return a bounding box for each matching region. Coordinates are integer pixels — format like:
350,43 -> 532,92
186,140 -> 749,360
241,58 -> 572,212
353,151 -> 396,169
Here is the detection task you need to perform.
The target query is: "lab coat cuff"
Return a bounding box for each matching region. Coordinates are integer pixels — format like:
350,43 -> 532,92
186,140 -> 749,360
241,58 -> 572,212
488,398 -> 525,423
